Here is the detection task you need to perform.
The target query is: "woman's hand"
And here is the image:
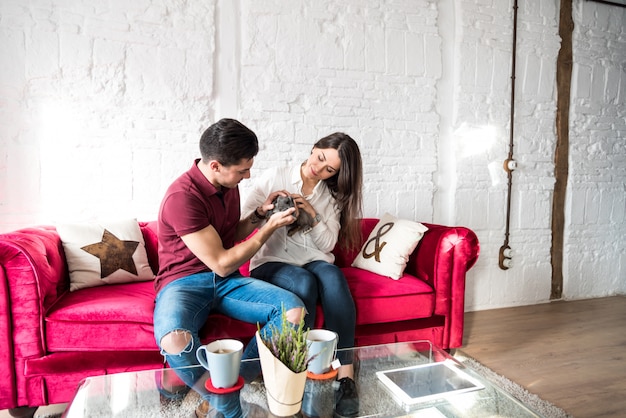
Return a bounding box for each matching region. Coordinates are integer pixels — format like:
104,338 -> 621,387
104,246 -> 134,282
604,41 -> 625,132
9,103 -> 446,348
290,194 -> 316,219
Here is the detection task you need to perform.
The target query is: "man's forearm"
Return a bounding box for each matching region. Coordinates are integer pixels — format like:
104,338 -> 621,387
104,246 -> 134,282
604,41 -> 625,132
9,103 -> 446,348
221,222 -> 275,276
236,207 -> 265,241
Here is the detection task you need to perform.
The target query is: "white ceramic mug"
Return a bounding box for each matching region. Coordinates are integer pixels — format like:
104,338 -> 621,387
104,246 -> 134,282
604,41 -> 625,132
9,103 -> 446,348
196,339 -> 243,388
306,329 -> 338,375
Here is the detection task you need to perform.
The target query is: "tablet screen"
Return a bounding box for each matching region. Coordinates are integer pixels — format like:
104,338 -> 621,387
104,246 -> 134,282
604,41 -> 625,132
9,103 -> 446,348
376,360 -> 484,406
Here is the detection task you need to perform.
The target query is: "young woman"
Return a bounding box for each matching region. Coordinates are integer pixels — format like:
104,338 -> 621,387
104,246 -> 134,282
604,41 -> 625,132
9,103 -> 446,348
242,132 -> 363,417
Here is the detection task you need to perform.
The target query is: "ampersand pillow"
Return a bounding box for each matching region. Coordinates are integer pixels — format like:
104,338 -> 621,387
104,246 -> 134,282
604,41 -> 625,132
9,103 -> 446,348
57,219 -> 155,291
351,213 -> 429,280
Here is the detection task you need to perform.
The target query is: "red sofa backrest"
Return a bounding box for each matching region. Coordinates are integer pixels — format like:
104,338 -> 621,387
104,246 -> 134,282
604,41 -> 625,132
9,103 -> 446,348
139,221 -> 160,275
331,218 -> 378,268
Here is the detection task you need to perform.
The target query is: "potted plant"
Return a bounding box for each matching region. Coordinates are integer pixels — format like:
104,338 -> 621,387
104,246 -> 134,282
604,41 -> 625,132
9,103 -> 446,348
256,306 -> 311,416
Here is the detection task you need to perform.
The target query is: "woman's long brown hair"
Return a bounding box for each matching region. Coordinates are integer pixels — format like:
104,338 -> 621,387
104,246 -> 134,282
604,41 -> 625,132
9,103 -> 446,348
314,133 -> 363,250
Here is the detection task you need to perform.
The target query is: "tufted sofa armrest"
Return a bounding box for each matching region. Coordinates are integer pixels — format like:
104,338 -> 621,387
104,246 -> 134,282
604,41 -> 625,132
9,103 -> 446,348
410,223 -> 479,348
0,227 -> 68,409
332,218 -> 479,349
0,222 -> 160,410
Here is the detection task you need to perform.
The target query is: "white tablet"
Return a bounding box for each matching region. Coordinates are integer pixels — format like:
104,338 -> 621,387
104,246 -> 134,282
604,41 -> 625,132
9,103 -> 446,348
376,360 -> 484,408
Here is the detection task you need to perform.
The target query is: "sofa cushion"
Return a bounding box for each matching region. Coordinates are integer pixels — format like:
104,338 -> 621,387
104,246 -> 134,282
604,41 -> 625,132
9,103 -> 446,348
45,281 -> 158,351
57,219 -> 155,291
352,213 -> 428,280
342,267 -> 435,325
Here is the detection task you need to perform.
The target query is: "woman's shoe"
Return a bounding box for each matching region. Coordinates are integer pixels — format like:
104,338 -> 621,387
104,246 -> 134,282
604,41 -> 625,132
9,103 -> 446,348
333,377 -> 359,417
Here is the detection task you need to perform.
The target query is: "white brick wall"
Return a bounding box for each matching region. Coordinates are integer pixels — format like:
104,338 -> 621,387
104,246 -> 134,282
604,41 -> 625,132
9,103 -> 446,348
566,1 -> 626,299
236,0 -> 441,222
1,0 -> 216,226
0,0 -> 624,310
455,0 -> 564,310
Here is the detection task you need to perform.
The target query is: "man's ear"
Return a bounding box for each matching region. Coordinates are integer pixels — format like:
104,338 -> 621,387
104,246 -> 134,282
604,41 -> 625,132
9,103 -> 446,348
208,160 -> 221,172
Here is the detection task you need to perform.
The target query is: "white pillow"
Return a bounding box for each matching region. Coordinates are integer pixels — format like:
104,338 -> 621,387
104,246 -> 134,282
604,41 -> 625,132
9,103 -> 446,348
351,213 -> 428,280
57,219 -> 155,291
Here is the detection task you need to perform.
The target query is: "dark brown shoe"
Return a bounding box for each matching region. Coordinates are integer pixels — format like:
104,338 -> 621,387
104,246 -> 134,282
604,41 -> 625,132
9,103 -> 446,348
195,400 -> 210,418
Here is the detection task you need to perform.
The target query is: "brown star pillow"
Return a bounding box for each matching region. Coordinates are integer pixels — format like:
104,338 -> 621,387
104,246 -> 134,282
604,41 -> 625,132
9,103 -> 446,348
57,219 -> 155,291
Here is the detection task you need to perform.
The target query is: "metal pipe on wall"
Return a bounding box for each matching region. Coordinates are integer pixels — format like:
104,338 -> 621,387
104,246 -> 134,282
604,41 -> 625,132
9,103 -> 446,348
499,0 -> 519,270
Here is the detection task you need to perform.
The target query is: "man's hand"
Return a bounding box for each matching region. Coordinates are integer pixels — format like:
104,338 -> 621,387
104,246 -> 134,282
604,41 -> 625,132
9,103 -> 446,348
265,206 -> 297,229
257,190 -> 290,218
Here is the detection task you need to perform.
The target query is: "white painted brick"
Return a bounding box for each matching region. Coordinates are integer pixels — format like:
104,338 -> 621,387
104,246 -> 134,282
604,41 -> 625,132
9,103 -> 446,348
25,30 -> 59,79
0,33 -> 25,89
344,22 -> 366,71
385,29 -> 405,75
521,53 -> 542,97
590,65 -> 607,102
92,38 -> 124,67
459,42 -> 477,87
475,44 -> 493,92
606,66 -> 621,103
365,25 -> 385,73
0,0 -> 623,311
424,33 -> 442,78
611,192 -> 625,224
517,190 -> 552,230
59,32 -> 92,71
406,32 -> 425,77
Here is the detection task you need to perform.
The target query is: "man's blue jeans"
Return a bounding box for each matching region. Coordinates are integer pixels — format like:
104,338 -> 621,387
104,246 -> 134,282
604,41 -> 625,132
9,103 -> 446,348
153,271 -> 304,417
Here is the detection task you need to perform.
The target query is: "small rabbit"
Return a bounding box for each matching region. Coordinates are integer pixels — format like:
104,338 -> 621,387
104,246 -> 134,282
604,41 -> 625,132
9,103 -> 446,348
266,195 -> 315,236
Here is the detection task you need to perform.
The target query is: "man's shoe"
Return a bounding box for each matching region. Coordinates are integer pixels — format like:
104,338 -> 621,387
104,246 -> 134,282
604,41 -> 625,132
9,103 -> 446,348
334,377 -> 359,417
195,400 -> 210,418
195,400 -> 225,418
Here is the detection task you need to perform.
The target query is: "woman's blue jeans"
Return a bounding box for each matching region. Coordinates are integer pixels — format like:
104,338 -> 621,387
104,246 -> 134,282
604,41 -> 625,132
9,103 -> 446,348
153,271 -> 304,417
251,260 -> 356,365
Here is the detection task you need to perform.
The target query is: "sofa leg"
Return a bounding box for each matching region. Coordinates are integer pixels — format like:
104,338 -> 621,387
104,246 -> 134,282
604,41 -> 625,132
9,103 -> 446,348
8,407 -> 37,418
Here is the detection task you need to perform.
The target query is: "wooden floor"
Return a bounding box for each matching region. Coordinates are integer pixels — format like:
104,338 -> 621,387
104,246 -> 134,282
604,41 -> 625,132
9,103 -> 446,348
460,295 -> 626,418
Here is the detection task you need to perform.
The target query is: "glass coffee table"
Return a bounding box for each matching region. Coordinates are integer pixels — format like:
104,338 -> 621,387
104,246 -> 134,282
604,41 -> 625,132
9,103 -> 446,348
62,340 -> 543,417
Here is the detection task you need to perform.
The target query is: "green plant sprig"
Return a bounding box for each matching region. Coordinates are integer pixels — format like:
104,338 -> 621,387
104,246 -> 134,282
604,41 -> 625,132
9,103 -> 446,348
258,305 -> 313,373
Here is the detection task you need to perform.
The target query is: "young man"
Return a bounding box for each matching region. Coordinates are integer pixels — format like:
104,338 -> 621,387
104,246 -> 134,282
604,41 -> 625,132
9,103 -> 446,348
153,118 -> 305,417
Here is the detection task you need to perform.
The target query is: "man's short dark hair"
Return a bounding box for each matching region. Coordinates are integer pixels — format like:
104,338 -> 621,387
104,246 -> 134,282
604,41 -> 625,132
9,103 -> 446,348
199,119 -> 259,166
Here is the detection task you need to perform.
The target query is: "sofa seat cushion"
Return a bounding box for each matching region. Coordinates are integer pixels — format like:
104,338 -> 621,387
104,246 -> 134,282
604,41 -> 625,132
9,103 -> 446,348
45,281 -> 157,351
342,267 -> 435,325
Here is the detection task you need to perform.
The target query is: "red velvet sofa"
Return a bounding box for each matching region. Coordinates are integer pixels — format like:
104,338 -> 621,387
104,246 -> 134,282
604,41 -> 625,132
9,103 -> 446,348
0,218 -> 478,413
